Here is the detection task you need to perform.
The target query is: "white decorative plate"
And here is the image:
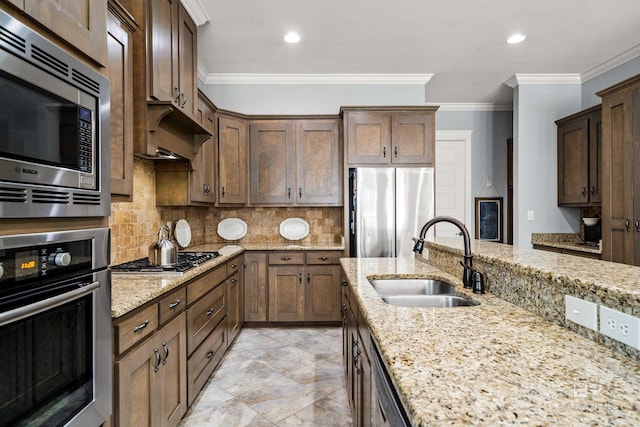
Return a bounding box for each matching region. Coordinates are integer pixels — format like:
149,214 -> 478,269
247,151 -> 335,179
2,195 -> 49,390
279,218 -> 310,241
217,218 -> 248,241
174,219 -> 192,248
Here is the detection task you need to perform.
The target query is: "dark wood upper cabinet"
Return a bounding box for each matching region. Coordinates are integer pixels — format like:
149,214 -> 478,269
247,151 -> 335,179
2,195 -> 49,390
217,113 -> 249,205
597,74 -> 640,266
342,106 -> 438,166
106,2 -> 137,198
556,105 -> 602,206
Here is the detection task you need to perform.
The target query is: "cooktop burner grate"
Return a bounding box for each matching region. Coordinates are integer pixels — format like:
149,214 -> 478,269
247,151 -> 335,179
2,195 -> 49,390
111,251 -> 219,274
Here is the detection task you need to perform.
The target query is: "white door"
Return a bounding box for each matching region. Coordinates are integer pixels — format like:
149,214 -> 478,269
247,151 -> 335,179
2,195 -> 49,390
435,131 -> 471,237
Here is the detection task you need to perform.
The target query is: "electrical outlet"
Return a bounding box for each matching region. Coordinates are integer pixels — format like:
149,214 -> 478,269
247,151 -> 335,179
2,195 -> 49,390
565,295 -> 598,330
599,306 -> 640,349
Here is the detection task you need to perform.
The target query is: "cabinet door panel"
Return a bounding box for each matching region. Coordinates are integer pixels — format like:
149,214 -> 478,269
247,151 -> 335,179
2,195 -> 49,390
268,266 -> 305,322
347,113 -> 390,164
244,253 -> 267,322
149,0 -> 179,102
159,314 -> 187,427
305,265 -> 341,322
218,116 -> 248,205
178,3 -> 197,118
190,137 -> 215,204
250,122 -> 295,204
107,10 -> 134,197
557,118 -> 589,204
391,113 -> 435,164
297,121 -> 341,204
24,0 -> 107,65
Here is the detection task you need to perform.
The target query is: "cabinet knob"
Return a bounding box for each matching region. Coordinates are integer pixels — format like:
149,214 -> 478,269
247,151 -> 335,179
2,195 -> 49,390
581,187 -> 586,197
281,257 -> 291,261
590,186 -> 595,196
319,256 -> 328,261
341,281 -> 348,287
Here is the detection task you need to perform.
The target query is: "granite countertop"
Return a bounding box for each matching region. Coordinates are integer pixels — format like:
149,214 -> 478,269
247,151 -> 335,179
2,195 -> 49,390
531,233 -> 602,255
111,242 -> 345,319
340,256 -> 640,426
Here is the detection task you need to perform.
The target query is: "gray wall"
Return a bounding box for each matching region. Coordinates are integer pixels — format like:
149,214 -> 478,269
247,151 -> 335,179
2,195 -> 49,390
512,84 -> 582,247
436,110 -> 513,241
582,56 -> 640,109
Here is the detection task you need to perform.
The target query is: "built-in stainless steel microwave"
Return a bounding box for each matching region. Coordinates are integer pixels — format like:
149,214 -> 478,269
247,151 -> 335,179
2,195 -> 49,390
0,9 -> 110,218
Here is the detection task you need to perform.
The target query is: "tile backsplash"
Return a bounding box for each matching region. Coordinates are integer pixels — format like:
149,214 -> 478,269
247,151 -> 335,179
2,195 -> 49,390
109,158 -> 343,265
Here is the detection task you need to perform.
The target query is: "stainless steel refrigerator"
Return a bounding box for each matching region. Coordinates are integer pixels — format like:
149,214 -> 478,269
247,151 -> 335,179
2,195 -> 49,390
349,167 -> 435,257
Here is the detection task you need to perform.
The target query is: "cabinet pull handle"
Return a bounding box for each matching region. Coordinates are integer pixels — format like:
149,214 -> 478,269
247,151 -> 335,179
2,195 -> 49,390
299,187 -> 302,198
161,341 -> 169,365
153,348 -> 161,372
319,256 -> 328,261
231,278 -> 237,284
626,218 -> 631,232
307,273 -> 311,284
133,319 -> 149,332
341,281 -> 348,287
168,299 -> 181,309
231,263 -> 237,268
288,188 -> 291,198
206,308 -> 214,316
383,146 -> 387,158
394,146 -> 398,157
590,186 -> 595,196
206,350 -> 214,359
299,273 -> 302,284
281,257 -> 291,261
181,93 -> 187,107
636,218 -> 640,233
174,87 -> 180,102
221,186 -> 225,197
581,187 -> 586,197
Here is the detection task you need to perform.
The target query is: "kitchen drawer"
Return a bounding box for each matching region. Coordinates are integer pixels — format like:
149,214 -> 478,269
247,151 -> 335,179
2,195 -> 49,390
186,283 -> 226,355
226,256 -> 241,276
187,265 -> 227,305
305,251 -> 342,265
187,321 -> 226,405
114,304 -> 159,355
158,287 -> 186,324
268,252 -> 304,265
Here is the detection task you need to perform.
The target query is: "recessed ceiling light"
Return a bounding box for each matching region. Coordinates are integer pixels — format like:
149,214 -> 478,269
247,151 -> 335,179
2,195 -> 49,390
507,34 -> 526,44
284,32 -> 301,43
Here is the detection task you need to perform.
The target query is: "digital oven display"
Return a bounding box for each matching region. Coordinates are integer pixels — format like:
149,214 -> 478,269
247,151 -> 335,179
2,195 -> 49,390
14,250 -> 39,280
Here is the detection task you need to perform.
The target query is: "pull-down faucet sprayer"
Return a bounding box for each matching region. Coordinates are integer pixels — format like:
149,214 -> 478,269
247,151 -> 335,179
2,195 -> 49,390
413,216 -> 484,293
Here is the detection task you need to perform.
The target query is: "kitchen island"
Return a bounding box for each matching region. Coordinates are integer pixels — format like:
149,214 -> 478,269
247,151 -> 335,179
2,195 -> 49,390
340,252 -> 640,425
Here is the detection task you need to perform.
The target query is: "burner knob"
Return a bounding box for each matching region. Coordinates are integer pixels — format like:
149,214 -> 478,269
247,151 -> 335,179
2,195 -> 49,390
49,252 -> 72,267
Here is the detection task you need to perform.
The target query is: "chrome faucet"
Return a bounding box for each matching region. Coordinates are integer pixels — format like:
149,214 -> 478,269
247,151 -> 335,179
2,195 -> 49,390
412,216 -> 484,294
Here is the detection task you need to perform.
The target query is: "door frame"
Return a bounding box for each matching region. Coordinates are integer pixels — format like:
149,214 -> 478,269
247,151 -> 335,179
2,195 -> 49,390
435,130 -> 473,232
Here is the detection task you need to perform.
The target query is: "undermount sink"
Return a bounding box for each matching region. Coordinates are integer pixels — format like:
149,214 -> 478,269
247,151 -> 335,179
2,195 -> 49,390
368,278 -> 478,308
381,294 -> 478,308
369,278 -> 456,296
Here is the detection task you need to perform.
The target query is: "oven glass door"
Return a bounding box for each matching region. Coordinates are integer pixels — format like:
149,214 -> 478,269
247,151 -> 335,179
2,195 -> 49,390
0,287 -> 95,426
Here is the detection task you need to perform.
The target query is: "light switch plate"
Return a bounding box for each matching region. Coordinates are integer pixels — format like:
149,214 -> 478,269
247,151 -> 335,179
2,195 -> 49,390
527,210 -> 535,221
565,295 -> 598,331
600,305 -> 640,350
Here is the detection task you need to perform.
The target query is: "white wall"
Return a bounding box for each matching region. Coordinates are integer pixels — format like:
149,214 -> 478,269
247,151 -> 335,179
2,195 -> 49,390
512,84 -> 582,248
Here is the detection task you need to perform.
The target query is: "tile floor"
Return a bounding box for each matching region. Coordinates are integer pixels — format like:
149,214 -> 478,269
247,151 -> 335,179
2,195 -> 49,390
178,327 -> 353,426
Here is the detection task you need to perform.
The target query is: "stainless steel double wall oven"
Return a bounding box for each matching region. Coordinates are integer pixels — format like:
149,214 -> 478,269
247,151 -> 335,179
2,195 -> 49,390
0,9 -> 112,427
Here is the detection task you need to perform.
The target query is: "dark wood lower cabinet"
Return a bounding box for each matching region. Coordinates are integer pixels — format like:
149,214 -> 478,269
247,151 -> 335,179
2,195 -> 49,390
114,313 -> 187,427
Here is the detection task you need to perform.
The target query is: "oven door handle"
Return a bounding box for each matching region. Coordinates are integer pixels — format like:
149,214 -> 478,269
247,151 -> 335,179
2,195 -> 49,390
0,281 -> 100,327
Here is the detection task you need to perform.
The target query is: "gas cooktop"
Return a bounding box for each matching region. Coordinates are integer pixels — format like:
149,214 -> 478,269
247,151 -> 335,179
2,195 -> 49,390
111,251 -> 219,274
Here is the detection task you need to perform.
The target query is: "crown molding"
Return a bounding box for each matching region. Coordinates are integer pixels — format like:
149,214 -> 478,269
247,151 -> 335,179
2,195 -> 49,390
436,103 -> 512,112
180,0 -> 210,26
504,73 -> 581,88
581,44 -> 640,83
201,73 -> 434,85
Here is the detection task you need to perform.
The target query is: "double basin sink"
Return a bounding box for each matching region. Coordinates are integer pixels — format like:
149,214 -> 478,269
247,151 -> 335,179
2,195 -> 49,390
369,278 -> 478,308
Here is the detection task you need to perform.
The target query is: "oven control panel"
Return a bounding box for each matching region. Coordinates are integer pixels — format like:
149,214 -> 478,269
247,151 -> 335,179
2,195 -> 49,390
0,239 -> 90,284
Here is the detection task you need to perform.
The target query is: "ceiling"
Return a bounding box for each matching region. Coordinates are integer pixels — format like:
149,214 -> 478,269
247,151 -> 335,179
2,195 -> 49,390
190,0 -> 640,106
